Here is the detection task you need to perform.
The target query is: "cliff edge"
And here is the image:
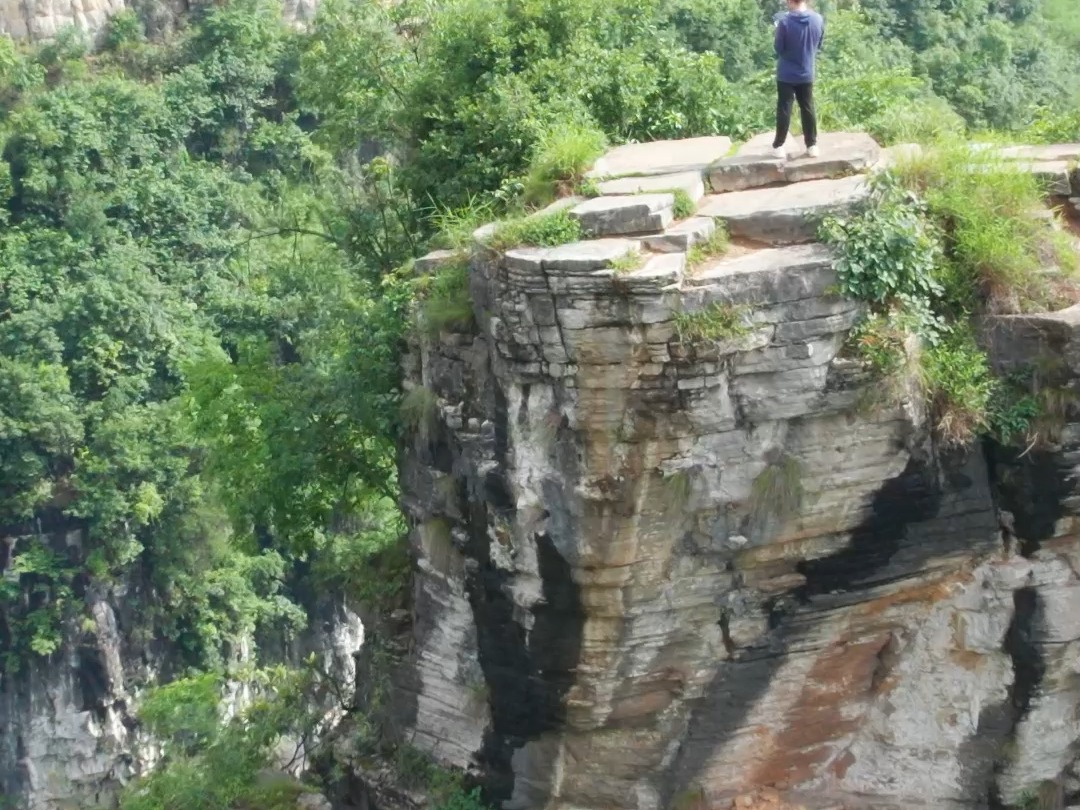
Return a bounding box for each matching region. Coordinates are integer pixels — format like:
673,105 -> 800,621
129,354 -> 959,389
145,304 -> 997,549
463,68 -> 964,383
395,133 -> 1080,810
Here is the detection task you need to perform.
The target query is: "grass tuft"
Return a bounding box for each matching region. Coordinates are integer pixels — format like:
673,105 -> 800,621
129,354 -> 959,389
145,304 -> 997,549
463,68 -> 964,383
891,143 -> 1079,314
674,302 -> 750,343
430,196 -> 496,251
609,250 -> 643,274
417,258 -> 473,336
749,454 -> 804,528
523,122 -> 608,206
671,189 -> 696,219
487,208 -> 582,251
685,224 -> 730,271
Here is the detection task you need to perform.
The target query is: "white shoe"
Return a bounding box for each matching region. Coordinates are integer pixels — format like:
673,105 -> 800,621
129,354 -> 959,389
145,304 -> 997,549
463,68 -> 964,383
807,145 -> 820,158
770,146 -> 787,160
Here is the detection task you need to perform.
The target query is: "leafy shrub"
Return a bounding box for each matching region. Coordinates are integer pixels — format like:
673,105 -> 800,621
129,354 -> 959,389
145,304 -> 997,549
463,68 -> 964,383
102,11 -> 145,51
523,122 -> 607,206
674,302 -> 750,342
488,209 -> 582,250
923,329 -> 997,446
821,179 -> 943,311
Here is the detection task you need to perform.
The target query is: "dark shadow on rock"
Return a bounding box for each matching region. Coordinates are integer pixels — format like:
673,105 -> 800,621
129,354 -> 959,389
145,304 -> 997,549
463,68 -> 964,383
956,585 -> 1045,808
985,439 -> 1072,557
663,446 -> 1003,803
469,380 -> 586,808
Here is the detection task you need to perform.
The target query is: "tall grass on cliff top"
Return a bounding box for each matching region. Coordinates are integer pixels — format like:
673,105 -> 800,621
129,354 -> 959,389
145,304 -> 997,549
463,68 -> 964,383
891,143 -> 1080,314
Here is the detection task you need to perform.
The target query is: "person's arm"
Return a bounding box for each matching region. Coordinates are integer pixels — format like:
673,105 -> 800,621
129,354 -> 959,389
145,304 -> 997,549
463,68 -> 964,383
774,17 -> 784,56
816,16 -> 825,51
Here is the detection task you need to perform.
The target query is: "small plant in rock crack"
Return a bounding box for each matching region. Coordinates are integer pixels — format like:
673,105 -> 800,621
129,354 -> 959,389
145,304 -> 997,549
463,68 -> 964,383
748,453 -> 804,529
417,259 -> 474,337
674,301 -> 751,343
609,250 -> 643,274
685,225 -> 730,270
576,176 -> 601,198
662,469 -> 693,511
670,189 -> 697,219
400,386 -> 439,437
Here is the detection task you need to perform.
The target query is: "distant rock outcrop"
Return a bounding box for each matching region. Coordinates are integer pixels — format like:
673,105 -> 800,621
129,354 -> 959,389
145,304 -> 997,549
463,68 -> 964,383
0,0 -> 316,42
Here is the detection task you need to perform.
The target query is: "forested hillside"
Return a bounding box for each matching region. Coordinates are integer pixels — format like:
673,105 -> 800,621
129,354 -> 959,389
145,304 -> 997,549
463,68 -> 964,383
0,0 -> 1076,806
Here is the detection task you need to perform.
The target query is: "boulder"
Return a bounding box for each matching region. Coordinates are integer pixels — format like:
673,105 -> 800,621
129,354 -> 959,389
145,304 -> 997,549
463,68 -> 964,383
698,175 -> 869,244
708,132 -> 880,193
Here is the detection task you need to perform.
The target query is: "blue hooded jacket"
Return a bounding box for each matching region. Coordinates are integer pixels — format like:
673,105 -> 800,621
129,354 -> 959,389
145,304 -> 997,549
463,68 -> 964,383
774,9 -> 824,84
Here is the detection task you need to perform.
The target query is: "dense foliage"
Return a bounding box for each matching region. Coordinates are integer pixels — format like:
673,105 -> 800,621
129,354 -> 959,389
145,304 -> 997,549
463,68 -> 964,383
0,0 -> 1076,804
0,4 -> 406,669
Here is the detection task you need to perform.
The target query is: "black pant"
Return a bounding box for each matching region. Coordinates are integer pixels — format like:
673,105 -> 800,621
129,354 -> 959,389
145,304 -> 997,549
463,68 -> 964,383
773,81 -> 817,149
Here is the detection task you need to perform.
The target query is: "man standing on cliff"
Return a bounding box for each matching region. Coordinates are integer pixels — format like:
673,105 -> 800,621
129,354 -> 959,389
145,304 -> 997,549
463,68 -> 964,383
771,0 -> 824,159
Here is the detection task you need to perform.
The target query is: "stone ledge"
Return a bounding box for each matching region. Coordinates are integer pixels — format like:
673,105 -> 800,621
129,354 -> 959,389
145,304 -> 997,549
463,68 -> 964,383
570,194 -> 675,237
708,132 -> 880,193
588,135 -> 733,179
698,176 -> 869,244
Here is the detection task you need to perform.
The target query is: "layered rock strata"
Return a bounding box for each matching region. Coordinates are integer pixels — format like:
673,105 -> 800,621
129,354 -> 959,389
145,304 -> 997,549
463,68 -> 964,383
397,134 -> 1080,810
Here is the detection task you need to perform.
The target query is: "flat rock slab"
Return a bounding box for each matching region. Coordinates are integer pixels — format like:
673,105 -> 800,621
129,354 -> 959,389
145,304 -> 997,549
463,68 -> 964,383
596,171 -> 706,203
641,217 -> 716,253
685,244 -> 835,306
599,253 -> 686,291
1000,144 -> 1080,162
588,136 -> 732,179
414,249 -> 460,275
709,132 -> 880,192
570,193 -> 674,237
698,175 -> 869,244
1014,160 -> 1074,195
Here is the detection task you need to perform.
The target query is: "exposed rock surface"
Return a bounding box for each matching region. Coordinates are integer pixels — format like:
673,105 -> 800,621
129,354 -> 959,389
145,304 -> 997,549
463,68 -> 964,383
396,134 -> 1080,810
698,175 -> 869,244
588,136 -> 733,179
0,528 -> 362,810
708,132 -> 879,193
597,171 -> 706,204
0,0 -> 316,42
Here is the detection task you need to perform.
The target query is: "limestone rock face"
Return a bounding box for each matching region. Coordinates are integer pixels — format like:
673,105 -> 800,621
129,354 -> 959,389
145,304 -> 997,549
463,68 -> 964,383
397,135 -> 1080,810
0,0 -> 316,42
0,533 -> 361,810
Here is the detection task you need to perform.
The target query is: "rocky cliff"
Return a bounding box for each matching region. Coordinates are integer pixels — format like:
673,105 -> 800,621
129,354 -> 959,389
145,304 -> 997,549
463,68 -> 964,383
0,0 -> 315,42
0,524 -> 362,810
397,134 -> 1080,810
